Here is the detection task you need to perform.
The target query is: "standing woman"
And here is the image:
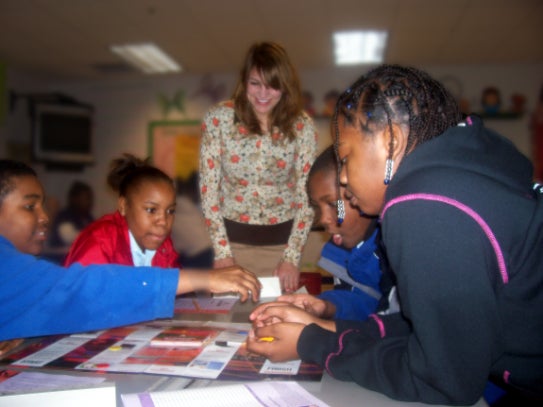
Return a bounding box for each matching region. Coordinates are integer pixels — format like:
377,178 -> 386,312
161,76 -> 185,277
199,42 -> 317,292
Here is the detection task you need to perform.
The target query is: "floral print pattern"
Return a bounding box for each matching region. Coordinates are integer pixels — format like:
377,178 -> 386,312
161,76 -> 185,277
199,101 -> 317,265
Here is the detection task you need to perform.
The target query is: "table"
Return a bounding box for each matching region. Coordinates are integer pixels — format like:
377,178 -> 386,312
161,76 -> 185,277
1,298 -> 488,407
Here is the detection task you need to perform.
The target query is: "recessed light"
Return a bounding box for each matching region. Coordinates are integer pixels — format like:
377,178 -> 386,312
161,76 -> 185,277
333,31 -> 388,65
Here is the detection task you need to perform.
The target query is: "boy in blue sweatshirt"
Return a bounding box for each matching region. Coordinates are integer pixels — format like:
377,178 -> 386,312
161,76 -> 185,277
279,146 -> 381,321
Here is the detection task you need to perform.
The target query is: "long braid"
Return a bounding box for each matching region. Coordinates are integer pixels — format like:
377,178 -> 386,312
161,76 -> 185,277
333,91 -> 348,224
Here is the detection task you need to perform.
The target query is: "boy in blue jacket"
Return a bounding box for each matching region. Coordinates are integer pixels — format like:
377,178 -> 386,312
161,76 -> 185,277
278,146 -> 381,321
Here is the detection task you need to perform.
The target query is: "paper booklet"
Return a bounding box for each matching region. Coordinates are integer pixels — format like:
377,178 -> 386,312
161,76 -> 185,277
149,327 -> 215,348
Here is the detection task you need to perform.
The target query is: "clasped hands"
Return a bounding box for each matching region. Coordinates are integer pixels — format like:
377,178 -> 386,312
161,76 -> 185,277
245,294 -> 337,362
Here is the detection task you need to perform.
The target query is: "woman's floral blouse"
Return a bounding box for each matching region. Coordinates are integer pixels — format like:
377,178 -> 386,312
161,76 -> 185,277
199,101 -> 317,266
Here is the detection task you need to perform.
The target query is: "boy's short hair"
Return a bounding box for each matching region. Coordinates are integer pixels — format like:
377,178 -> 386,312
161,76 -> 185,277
0,160 -> 37,207
308,145 -> 337,181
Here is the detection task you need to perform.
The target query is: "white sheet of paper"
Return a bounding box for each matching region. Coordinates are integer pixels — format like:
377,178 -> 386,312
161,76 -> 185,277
121,381 -> 331,407
258,277 -> 282,299
0,371 -> 106,395
0,381 -> 115,407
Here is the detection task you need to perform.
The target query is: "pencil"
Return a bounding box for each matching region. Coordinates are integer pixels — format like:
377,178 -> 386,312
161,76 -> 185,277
258,336 -> 275,342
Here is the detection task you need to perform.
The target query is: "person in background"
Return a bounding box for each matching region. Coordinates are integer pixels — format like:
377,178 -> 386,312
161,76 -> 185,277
199,41 -> 317,292
278,146 -> 381,321
0,159 -> 260,346
248,65 -> 543,405
171,172 -> 214,269
48,181 -> 94,248
65,154 -> 179,268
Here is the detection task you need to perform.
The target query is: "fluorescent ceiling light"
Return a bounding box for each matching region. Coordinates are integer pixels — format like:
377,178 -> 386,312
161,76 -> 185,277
334,31 -> 388,65
110,42 -> 181,74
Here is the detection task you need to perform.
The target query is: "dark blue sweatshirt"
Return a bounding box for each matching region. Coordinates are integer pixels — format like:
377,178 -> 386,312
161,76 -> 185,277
297,117 -> 543,404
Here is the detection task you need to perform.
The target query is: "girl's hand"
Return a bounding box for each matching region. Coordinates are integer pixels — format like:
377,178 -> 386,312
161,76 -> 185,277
250,302 -> 320,327
246,323 -> 303,362
278,293 -> 331,318
273,261 -> 299,293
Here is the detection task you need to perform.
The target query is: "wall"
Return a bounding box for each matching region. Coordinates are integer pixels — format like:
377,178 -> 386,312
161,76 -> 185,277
2,63 -> 542,265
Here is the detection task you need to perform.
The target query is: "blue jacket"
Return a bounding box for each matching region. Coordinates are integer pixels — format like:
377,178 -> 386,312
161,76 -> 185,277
318,229 -> 381,320
0,235 -> 178,341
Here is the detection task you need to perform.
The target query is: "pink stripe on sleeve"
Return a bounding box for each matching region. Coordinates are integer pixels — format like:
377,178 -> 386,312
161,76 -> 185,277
324,329 -> 357,376
369,314 -> 386,338
381,193 -> 508,284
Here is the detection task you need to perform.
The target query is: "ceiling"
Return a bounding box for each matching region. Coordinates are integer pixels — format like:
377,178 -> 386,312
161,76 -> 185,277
1,0 -> 542,82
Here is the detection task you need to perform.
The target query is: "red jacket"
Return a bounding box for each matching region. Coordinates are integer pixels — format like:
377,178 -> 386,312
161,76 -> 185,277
64,211 -> 180,268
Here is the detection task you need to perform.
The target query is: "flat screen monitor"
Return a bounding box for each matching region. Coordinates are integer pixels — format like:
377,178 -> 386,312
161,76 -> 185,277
32,104 -> 94,165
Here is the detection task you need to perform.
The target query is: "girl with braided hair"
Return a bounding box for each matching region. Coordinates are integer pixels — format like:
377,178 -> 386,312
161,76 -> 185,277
248,65 -> 543,405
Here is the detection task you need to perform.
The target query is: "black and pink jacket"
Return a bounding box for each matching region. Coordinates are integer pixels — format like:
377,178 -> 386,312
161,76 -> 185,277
297,116 -> 543,404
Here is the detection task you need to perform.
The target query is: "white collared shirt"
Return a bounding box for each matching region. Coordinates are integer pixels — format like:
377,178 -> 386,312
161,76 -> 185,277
129,230 -> 156,267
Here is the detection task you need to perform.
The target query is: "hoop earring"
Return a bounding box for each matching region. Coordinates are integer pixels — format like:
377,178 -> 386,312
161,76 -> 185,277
384,159 -> 394,185
336,199 -> 345,225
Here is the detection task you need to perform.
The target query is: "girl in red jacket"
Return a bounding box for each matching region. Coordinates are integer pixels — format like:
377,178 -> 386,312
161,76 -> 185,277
65,154 -> 179,268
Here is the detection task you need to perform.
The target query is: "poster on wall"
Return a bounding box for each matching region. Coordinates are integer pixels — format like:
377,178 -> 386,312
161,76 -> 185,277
148,120 -> 201,187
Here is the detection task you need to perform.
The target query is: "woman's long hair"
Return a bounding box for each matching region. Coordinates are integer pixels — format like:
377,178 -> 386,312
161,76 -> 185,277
232,42 -> 303,140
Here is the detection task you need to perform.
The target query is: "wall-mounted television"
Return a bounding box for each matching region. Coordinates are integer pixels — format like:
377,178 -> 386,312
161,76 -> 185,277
32,103 -> 94,166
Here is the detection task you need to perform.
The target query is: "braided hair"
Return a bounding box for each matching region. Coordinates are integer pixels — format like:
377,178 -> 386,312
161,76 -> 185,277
333,64 -> 461,157
330,65 -> 461,218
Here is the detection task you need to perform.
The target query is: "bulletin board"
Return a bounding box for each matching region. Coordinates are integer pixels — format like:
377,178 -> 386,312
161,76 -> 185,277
147,120 -> 201,181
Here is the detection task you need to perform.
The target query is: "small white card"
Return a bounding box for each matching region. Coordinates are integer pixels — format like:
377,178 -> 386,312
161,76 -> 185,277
259,358 -> 301,375
258,277 -> 282,299
214,276 -> 282,300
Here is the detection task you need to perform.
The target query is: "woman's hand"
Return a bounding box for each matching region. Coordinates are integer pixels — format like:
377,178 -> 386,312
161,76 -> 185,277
278,293 -> 334,318
274,261 -> 299,293
246,323 -> 303,363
